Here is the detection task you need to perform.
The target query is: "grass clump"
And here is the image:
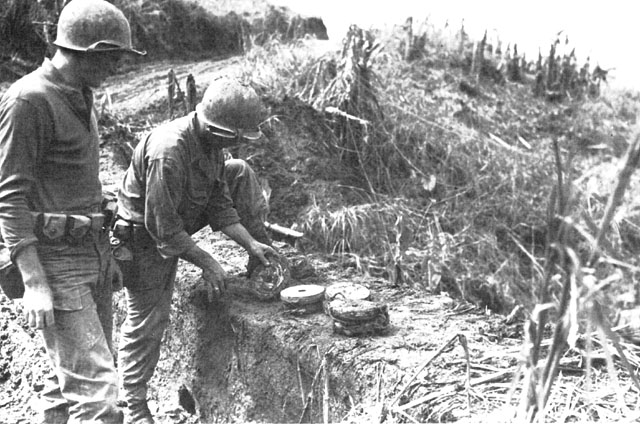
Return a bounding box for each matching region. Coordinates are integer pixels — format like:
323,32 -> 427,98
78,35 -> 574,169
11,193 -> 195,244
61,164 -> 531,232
238,17 -> 640,321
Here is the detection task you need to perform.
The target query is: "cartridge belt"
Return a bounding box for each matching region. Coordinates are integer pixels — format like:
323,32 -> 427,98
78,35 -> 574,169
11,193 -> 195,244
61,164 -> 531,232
34,212 -> 108,244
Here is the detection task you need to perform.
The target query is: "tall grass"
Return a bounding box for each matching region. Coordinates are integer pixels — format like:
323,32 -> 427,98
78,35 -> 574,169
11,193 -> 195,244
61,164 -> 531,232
513,130 -> 640,422
239,13 -> 640,325
240,26 -> 561,305
238,23 -> 640,420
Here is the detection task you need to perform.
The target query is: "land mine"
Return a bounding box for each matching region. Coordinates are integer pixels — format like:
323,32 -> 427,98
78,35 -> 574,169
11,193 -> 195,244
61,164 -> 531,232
3,1 -> 640,423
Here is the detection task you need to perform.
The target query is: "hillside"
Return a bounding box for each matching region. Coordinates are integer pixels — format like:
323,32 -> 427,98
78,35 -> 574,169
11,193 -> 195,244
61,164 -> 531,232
3,1 -> 640,423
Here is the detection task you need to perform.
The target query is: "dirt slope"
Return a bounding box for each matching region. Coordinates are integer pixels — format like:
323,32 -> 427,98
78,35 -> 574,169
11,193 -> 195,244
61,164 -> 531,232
2,5 -> 640,423
0,52 -> 523,424
102,54 -> 516,423
120,228 -> 522,423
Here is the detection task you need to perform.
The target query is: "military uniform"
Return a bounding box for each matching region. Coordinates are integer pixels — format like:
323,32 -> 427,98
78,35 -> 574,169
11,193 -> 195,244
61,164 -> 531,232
0,58 -> 122,423
116,112 -> 269,419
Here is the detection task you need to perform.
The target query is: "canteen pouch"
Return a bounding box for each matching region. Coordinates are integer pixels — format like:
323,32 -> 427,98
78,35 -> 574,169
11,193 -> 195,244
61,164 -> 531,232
67,215 -> 92,239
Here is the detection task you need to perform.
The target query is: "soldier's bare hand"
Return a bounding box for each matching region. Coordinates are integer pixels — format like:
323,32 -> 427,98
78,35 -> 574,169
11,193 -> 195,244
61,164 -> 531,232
202,261 -> 228,302
248,241 -> 278,268
15,246 -> 54,329
22,282 -> 55,329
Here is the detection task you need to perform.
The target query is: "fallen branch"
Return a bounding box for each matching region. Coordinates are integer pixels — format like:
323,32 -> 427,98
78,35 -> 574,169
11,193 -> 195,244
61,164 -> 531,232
397,386 -> 455,412
394,408 -> 421,424
296,357 -> 305,404
391,333 -> 470,412
459,334 -> 472,412
593,302 -> 640,394
298,358 -> 325,424
391,333 -> 458,407
324,106 -> 370,126
396,369 -> 513,412
470,369 -> 514,386
299,347 -> 334,424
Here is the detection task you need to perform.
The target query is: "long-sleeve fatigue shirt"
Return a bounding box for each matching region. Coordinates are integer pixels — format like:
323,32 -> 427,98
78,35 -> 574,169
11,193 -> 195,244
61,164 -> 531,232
117,112 -> 240,259
0,59 -> 103,259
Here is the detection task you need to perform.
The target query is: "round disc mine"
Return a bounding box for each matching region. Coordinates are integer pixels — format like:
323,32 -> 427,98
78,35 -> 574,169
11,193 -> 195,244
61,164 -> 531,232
280,284 -> 326,306
324,282 -> 370,301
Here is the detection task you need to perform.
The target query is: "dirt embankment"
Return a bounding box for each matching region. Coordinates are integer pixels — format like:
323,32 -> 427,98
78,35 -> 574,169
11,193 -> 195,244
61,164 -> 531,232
96,53 -> 523,423
1,49 -> 524,423
134,230 -> 519,423
4,2 -> 640,423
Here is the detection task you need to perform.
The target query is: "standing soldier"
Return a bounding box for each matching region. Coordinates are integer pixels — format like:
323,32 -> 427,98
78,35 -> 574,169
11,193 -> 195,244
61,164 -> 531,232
115,76 -> 277,423
0,0 -> 145,422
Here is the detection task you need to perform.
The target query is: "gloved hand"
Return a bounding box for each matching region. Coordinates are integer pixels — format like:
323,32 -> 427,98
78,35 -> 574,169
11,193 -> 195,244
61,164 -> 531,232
202,261 -> 228,302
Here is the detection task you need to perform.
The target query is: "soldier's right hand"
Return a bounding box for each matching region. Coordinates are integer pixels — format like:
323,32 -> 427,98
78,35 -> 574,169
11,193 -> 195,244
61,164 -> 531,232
15,245 -> 55,328
201,261 -> 228,302
22,279 -> 55,329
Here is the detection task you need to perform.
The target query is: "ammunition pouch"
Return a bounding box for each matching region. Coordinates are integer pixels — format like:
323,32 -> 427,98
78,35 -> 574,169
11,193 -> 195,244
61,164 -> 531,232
0,195 -> 117,299
34,212 -> 108,245
0,211 -> 110,299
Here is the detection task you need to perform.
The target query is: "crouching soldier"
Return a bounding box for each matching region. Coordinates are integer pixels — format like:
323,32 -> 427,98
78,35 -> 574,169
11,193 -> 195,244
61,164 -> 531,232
0,0 -> 145,422
115,76 -> 277,423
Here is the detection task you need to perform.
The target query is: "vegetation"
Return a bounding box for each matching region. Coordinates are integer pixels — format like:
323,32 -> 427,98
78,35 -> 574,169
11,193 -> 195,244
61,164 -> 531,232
235,16 -> 640,422
3,0 -> 640,421
0,0 -> 326,77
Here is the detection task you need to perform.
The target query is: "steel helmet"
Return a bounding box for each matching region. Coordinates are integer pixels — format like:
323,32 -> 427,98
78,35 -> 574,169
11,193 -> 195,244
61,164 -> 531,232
54,0 -> 146,55
196,77 -> 265,140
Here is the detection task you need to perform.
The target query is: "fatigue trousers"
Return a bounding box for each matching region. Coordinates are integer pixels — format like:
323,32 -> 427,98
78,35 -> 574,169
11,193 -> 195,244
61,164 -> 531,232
118,159 -> 270,415
38,231 -> 123,424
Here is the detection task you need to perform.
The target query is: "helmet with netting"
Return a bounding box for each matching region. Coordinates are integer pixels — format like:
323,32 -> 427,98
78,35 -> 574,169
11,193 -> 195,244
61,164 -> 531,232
54,0 -> 145,55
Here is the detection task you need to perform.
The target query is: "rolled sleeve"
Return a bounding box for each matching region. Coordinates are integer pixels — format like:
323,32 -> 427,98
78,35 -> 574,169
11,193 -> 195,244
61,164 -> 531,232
205,178 -> 240,231
144,158 -> 195,258
208,207 -> 240,231
157,231 -> 196,258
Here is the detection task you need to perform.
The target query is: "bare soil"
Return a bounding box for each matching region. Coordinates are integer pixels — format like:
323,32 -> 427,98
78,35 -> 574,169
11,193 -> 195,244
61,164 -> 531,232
0,54 -> 525,424
2,13 -> 640,424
